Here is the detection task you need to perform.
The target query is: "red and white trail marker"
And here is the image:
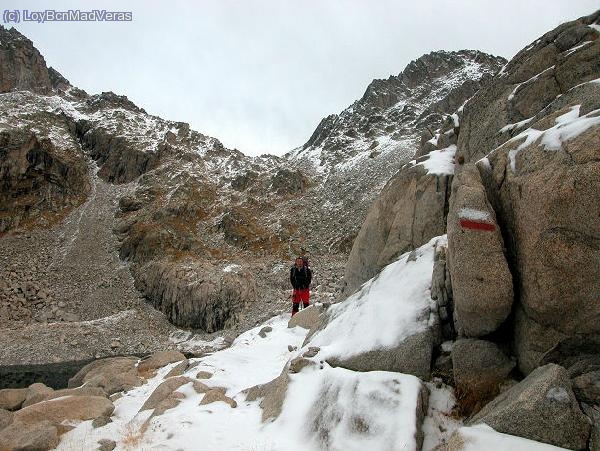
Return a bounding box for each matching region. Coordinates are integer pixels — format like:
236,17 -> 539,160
458,207 -> 496,232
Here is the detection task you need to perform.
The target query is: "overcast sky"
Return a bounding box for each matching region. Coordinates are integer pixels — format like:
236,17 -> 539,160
5,1 -> 598,155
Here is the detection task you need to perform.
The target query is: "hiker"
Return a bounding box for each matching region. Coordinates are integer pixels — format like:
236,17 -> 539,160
290,256 -> 312,316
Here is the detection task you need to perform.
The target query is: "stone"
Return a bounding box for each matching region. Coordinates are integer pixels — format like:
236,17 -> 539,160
0,408 -> 13,431
289,357 -> 316,374
245,366 -> 291,421
323,330 -> 433,381
287,305 -> 324,330
199,389 -> 237,408
302,347 -> 320,358
258,326 -> 273,338
163,359 -> 190,379
582,404 -> 600,451
469,363 -> 590,450
68,357 -> 143,395
454,10 -> 600,373
92,415 -> 112,428
23,385 -> 105,408
572,370 -> 600,406
447,165 -> 513,337
97,438 -> 117,451
140,376 -> 209,412
133,260 -> 258,332
451,339 -> 515,415
0,388 -> 28,411
14,395 -> 114,427
137,350 -> 186,375
196,371 -> 213,380
0,420 -> 59,451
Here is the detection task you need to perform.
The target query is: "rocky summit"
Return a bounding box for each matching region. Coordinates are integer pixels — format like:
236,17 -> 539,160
0,8 -> 599,451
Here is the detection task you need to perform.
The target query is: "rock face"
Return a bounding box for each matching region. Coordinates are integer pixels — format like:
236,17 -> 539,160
0,129 -> 90,233
343,161 -> 452,295
446,164 -> 513,337
134,260 -> 258,332
454,10 -> 600,373
0,25 -> 52,94
470,363 -> 590,450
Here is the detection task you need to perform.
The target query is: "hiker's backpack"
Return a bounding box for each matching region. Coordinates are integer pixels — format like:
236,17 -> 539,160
302,256 -> 310,268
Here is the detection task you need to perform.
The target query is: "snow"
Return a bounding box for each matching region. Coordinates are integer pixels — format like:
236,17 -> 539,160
223,264 -> 241,273
450,424 -> 569,450
563,40 -> 593,57
500,116 -> 534,133
451,112 -> 460,127
422,382 -> 462,450
589,23 -> 600,33
458,207 -> 490,222
503,105 -> 600,172
268,366 -> 425,451
418,145 -> 456,175
308,236 -> 443,362
56,312 -> 440,451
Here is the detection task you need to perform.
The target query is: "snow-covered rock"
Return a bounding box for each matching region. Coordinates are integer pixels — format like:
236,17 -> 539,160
306,236 -> 445,379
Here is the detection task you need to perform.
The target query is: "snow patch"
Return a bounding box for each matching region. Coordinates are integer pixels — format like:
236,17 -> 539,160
418,145 -> 456,175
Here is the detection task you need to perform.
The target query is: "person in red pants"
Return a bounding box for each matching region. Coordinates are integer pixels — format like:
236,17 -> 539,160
290,256 -> 312,316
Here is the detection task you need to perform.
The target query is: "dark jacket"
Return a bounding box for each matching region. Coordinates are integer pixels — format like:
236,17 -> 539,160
290,265 -> 312,290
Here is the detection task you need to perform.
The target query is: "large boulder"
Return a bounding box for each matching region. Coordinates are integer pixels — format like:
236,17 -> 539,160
14,395 -> 114,425
0,420 -> 58,451
137,350 -> 186,376
0,408 -> 13,431
133,260 -> 258,332
447,164 -> 513,337
343,161 -> 452,296
308,237 -> 443,379
451,338 -> 515,415
68,356 -> 143,395
0,388 -> 28,411
469,363 -> 590,450
140,376 -> 209,413
23,386 -> 106,408
287,304 -> 324,330
455,10 -> 600,373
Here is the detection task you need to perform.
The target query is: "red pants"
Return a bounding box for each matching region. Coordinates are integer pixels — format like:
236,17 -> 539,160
292,288 -> 310,315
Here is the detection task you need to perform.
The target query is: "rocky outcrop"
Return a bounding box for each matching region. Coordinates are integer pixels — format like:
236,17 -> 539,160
133,260 -> 258,332
447,164 -> 513,337
343,162 -> 452,295
453,10 -> 600,373
0,26 -> 52,94
287,304 -> 324,330
0,129 -> 90,233
470,363 -> 590,450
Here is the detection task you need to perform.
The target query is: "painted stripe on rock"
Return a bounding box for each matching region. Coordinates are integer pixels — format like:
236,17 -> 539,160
459,219 -> 496,231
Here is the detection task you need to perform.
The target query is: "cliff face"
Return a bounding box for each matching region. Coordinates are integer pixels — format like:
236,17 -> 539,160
0,26 -> 52,94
